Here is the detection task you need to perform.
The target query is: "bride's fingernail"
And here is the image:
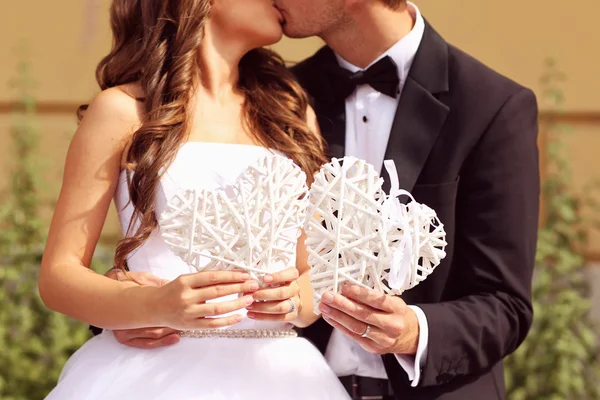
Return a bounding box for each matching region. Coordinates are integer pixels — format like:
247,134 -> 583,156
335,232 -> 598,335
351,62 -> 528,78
244,296 -> 254,305
247,281 -> 259,291
241,273 -> 252,280
247,312 -> 256,319
321,292 -> 334,303
246,303 -> 254,310
263,275 -> 274,283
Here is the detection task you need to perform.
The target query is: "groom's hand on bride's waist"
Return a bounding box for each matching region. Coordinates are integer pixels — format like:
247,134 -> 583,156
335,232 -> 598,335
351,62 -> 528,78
318,285 -> 419,356
105,269 -> 181,349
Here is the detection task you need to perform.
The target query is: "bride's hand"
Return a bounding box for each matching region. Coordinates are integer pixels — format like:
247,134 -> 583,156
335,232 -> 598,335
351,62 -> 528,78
245,267 -> 301,322
148,271 -> 259,330
106,268 -> 170,287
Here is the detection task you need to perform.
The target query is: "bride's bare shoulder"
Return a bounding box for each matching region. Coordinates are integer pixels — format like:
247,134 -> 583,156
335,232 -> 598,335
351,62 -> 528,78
79,83 -> 145,145
86,83 -> 144,122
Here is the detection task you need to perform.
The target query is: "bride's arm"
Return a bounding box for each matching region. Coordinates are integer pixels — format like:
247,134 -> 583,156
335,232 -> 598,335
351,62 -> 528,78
292,231 -> 320,328
292,105 -> 324,327
38,88 -> 157,329
40,88 -> 257,331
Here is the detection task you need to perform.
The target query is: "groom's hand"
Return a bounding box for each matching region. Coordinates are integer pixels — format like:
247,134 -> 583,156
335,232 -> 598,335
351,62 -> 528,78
319,284 -> 419,355
105,269 -> 181,349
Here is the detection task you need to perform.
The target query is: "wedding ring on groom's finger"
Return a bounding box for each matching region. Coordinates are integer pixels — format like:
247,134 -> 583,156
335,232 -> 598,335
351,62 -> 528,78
286,298 -> 296,314
360,324 -> 372,338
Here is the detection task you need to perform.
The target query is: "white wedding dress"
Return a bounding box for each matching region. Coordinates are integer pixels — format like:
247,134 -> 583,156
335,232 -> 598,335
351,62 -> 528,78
45,143 -> 350,400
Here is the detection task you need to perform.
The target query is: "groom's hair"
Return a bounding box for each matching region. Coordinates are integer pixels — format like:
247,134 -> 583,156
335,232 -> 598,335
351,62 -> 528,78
382,0 -> 406,9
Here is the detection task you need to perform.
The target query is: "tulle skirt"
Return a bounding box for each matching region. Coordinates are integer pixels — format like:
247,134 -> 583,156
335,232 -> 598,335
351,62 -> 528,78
45,330 -> 350,400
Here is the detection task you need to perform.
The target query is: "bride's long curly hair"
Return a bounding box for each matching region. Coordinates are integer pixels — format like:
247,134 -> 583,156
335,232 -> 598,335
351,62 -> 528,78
81,0 -> 327,271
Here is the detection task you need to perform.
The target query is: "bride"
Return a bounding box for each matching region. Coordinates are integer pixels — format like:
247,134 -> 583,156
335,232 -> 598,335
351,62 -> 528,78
38,0 -> 349,398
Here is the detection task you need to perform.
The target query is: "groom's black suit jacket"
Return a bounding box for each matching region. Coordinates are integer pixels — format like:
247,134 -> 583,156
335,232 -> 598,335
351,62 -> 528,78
290,21 -> 539,400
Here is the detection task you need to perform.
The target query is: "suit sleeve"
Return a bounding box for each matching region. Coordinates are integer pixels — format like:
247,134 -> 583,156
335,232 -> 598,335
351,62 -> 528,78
416,88 -> 540,386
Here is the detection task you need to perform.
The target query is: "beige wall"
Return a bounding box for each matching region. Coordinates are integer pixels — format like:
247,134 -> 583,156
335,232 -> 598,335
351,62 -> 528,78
2,1 -> 600,253
419,0 -> 600,112
3,1 -> 599,109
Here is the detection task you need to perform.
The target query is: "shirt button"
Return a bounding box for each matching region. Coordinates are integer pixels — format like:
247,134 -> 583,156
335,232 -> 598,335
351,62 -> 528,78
362,115 -> 368,123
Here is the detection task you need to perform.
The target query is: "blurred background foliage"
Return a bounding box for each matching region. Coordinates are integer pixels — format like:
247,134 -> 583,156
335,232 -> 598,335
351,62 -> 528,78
503,58 -> 600,400
0,53 -> 112,400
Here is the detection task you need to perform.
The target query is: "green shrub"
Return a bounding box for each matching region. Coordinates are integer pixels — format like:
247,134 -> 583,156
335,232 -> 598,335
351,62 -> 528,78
504,59 -> 600,400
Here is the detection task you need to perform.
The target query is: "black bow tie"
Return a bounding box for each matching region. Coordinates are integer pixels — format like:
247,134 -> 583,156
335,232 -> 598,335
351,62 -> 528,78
329,56 -> 400,102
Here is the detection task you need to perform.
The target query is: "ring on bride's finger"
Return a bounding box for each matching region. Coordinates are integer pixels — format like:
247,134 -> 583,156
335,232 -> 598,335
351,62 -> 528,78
286,298 -> 296,314
360,324 -> 371,338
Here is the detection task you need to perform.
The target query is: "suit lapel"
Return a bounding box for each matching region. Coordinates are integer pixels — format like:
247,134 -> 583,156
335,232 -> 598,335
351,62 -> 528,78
305,48 -> 347,160
381,21 -> 450,196
316,101 -> 346,159
381,77 -> 449,195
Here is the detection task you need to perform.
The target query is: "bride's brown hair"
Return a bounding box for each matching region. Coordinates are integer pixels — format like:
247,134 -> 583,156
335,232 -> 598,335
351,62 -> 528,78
81,0 -> 326,270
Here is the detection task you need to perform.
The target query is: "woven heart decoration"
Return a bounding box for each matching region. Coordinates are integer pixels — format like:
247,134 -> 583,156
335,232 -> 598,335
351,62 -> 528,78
159,154 -> 309,281
305,157 -> 447,311
305,157 -> 387,307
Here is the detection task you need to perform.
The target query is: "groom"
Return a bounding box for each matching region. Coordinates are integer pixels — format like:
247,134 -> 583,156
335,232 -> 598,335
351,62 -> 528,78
104,1 -> 539,399
279,1 -> 539,399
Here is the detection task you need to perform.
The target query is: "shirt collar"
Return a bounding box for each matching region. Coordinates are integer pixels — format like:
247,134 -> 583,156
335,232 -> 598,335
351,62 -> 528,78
334,2 -> 425,84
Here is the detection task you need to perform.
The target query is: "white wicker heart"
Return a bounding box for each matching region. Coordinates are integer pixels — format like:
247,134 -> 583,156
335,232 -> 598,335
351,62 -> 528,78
305,157 -> 447,312
159,154 -> 309,281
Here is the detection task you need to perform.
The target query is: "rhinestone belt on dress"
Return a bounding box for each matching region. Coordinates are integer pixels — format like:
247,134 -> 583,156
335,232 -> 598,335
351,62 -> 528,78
179,328 -> 298,339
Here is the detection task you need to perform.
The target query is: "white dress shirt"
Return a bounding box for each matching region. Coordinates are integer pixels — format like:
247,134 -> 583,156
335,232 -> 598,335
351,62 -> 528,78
324,2 -> 428,388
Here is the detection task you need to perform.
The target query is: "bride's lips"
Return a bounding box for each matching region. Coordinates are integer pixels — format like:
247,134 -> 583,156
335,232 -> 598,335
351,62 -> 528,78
273,3 -> 286,25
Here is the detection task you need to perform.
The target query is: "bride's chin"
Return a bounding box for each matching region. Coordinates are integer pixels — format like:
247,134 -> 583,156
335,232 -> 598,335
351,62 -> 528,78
257,29 -> 284,47
271,30 -> 284,43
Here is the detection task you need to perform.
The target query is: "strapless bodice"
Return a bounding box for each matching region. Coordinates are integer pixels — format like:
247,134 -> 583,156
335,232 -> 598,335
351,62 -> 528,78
114,142 -> 292,329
